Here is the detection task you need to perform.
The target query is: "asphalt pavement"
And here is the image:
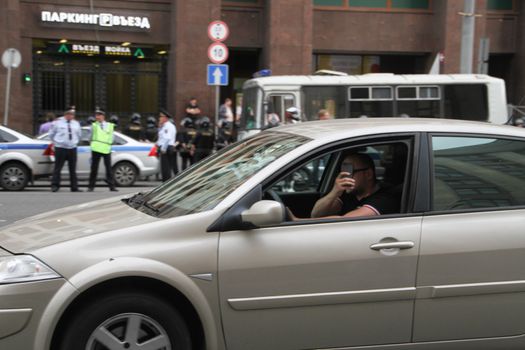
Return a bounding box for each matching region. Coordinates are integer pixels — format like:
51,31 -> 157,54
0,180 -> 161,227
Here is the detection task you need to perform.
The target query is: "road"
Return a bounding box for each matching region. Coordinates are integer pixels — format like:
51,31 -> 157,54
0,180 -> 161,227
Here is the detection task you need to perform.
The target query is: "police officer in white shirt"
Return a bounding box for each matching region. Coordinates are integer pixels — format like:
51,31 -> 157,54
49,106 -> 82,192
157,109 -> 177,182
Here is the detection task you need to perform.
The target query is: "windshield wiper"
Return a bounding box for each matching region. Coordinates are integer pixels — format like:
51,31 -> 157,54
123,192 -> 146,207
122,193 -> 161,216
141,200 -> 160,215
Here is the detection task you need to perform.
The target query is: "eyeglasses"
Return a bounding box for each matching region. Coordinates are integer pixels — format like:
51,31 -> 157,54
352,167 -> 370,174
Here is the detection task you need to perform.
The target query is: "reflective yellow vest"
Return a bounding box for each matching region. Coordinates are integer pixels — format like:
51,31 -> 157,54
91,122 -> 114,154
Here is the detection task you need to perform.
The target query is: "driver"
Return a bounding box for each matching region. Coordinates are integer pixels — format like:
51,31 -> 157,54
289,153 -> 399,220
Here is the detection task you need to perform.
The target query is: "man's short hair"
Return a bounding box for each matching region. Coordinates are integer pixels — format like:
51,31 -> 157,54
344,152 -> 376,180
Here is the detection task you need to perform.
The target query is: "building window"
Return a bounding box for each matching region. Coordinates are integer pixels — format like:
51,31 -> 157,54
223,0 -> 260,5
316,0 -> 430,10
348,0 -> 387,8
487,0 -> 514,11
315,54 -> 380,74
314,0 -> 344,5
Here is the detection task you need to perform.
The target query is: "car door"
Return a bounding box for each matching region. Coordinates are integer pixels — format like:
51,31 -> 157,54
218,136 -> 422,350
414,134 -> 525,342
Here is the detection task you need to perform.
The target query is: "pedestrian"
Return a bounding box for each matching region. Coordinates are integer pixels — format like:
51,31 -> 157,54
177,117 -> 196,170
285,107 -> 301,124
219,98 -> 234,124
126,113 -> 145,141
216,121 -> 234,150
38,112 -> 56,135
192,116 -> 215,162
185,97 -> 201,120
49,106 -> 82,192
318,109 -> 333,120
87,108 -> 118,192
157,109 -> 177,182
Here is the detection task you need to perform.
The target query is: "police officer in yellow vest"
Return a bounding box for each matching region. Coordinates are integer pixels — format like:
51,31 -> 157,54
87,108 -> 118,192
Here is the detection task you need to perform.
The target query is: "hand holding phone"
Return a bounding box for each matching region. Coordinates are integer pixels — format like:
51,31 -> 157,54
341,163 -> 353,178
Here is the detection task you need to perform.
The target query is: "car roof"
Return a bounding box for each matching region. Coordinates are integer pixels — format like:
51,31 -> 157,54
270,118 -> 525,142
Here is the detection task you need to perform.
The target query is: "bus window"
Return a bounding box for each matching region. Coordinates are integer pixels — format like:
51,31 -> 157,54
264,94 -> 295,127
444,84 -> 488,121
396,85 -> 440,118
349,86 -> 394,118
241,87 -> 260,130
303,86 -> 346,120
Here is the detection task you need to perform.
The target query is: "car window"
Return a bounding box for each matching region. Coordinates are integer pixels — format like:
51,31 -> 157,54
138,131 -> 311,218
271,154 -> 330,193
78,129 -> 91,146
266,139 -> 411,221
432,135 -> 525,211
0,130 -> 18,143
113,135 -> 127,145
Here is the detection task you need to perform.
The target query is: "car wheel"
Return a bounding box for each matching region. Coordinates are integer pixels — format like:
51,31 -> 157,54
57,292 -> 192,350
113,162 -> 138,187
0,162 -> 29,191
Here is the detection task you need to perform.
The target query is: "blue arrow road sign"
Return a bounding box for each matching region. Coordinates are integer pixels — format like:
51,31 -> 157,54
207,64 -> 229,86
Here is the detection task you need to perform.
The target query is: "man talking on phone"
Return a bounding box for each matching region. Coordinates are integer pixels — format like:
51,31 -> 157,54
307,153 -> 399,219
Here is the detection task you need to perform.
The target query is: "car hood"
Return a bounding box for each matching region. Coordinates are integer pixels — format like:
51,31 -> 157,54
0,196 -> 159,253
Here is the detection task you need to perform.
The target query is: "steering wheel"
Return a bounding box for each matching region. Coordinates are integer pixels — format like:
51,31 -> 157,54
266,189 -> 283,204
266,189 -> 293,221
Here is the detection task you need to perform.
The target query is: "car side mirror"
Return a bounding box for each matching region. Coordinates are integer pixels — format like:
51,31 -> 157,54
241,200 -> 285,227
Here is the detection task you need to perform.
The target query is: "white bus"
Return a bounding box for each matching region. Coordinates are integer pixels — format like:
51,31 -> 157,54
239,73 -> 508,138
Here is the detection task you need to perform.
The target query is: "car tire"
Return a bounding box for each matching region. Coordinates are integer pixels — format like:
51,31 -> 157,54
57,292 -> 192,350
113,161 -> 138,187
0,162 -> 29,191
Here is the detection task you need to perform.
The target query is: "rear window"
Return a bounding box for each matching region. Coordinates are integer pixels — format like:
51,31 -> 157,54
0,130 -> 19,143
432,135 -> 525,211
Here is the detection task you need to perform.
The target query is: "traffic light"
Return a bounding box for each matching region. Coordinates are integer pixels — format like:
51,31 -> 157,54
22,73 -> 32,84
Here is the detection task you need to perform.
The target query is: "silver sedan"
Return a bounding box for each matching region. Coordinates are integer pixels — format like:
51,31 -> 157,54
39,127 -> 159,186
3,118 -> 525,349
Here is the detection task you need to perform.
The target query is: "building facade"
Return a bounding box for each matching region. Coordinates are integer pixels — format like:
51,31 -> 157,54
0,0 -> 524,133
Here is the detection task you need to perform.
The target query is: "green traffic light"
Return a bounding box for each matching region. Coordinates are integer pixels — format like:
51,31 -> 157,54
23,73 -> 32,83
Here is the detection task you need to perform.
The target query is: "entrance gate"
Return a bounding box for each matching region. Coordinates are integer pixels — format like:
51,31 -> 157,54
33,54 -> 167,130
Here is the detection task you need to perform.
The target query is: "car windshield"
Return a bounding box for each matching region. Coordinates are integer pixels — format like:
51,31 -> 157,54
134,131 -> 310,218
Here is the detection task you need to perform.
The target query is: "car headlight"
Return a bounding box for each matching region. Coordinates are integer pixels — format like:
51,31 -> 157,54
0,255 -> 61,284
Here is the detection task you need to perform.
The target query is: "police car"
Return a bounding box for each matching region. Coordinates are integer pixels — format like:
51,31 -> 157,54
39,127 -> 159,187
0,125 -> 54,191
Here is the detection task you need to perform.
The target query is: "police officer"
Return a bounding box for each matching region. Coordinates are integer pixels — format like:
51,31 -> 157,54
145,116 -> 158,143
49,106 -> 82,192
192,116 -> 215,162
87,108 -> 118,192
109,115 -> 121,132
126,113 -> 144,141
157,109 -> 177,182
177,117 -> 196,170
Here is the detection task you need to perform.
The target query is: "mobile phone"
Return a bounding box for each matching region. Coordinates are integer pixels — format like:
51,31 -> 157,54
341,163 -> 353,177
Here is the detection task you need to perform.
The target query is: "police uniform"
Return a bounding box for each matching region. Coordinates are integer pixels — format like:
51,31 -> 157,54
192,122 -> 215,162
177,119 -> 196,170
157,111 -> 177,181
88,109 -> 117,192
49,107 -> 82,192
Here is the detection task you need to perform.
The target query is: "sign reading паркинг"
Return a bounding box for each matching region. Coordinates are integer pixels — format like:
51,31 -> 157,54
41,11 -> 151,29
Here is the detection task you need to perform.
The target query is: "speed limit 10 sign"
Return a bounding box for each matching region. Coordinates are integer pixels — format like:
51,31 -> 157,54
208,20 -> 229,42
208,42 -> 229,64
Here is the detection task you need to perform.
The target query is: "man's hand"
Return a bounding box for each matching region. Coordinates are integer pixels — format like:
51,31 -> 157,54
332,172 -> 355,194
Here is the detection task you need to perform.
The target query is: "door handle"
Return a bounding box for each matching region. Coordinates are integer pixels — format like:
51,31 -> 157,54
370,241 -> 415,251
